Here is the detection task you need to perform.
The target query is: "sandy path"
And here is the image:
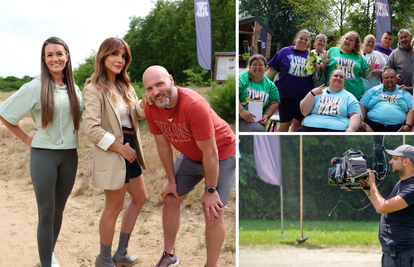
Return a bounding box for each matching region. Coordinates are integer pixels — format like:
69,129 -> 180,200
239,244 -> 382,267
0,176 -> 235,266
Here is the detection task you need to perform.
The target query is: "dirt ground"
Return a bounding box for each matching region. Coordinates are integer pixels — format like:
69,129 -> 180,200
0,172 -> 236,266
0,91 -> 236,266
239,244 -> 382,267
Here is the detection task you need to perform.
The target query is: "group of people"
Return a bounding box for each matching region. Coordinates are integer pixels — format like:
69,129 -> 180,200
239,28 -> 414,132
0,37 -> 236,267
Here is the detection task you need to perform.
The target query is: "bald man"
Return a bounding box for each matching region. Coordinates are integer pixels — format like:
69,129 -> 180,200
142,66 -> 236,267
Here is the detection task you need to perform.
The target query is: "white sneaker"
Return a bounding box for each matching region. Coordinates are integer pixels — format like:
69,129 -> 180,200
52,252 -> 60,267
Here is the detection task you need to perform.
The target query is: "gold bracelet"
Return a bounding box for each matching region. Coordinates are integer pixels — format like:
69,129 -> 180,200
264,114 -> 269,118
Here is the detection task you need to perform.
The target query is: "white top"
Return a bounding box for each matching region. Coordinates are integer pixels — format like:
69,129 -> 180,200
119,102 -> 132,128
0,76 -> 84,149
361,50 -> 386,92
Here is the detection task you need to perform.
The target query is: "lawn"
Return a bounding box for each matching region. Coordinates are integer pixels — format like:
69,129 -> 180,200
240,220 -> 380,246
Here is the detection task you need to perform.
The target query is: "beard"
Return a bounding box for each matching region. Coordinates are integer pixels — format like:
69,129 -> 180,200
154,85 -> 174,108
392,166 -> 405,177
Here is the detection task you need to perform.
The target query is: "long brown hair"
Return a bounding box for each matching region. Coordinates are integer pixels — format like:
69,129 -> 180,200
91,37 -> 136,106
40,37 -> 81,130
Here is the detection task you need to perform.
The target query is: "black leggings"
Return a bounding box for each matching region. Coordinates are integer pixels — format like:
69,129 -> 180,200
30,148 -> 78,267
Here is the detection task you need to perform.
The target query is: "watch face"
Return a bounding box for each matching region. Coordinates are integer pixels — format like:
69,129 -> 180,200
207,187 -> 216,194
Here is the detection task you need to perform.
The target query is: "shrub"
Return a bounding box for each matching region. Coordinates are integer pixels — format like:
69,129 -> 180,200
182,68 -> 209,87
206,75 -> 235,123
131,81 -> 146,99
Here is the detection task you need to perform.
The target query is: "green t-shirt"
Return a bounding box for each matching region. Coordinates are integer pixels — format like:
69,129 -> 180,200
0,76 -> 84,149
326,47 -> 369,99
239,71 -> 280,114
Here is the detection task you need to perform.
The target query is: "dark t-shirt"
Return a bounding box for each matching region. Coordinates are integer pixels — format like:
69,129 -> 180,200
379,176 -> 414,252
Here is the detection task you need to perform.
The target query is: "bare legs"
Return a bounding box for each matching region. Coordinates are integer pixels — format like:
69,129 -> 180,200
100,175 -> 147,245
162,194 -> 225,267
277,118 -> 302,132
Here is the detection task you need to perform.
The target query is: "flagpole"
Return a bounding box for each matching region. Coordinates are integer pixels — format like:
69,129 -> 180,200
281,185 -> 284,236
300,135 -> 303,238
296,135 -> 308,245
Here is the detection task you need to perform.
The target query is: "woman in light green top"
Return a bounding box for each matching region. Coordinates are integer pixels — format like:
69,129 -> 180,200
0,37 -> 84,267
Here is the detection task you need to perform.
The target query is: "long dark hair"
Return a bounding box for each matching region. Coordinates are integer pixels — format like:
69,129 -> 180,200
40,37 -> 80,130
91,37 -> 135,106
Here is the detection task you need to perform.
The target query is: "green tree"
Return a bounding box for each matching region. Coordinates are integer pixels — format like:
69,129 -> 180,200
124,0 -> 235,85
347,0 -> 376,38
239,0 -> 302,56
73,50 -> 96,90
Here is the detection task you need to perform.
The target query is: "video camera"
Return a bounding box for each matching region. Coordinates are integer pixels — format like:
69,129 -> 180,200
328,136 -> 388,190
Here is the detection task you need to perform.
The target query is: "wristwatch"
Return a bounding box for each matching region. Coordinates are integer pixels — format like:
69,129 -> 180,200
205,186 -> 217,194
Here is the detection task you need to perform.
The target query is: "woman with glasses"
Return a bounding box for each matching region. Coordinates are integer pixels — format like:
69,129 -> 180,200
239,54 -> 280,132
312,33 -> 328,87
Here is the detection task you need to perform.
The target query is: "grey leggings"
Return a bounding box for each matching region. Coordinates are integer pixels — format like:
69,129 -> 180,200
30,148 -> 78,267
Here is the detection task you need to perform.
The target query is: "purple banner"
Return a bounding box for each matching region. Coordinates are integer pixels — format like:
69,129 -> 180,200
194,0 -> 212,70
375,0 -> 392,43
253,135 -> 282,186
260,29 -> 267,57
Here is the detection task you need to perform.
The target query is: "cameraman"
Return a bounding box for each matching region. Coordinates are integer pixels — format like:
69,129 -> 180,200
362,145 -> 414,266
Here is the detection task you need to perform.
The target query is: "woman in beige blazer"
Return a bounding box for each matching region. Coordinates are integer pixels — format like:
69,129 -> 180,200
83,37 -> 147,267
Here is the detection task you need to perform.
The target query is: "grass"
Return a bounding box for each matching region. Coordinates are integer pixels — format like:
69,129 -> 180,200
240,220 -> 380,246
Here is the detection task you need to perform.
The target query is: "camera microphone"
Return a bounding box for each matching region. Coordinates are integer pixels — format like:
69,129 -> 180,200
331,157 -> 341,165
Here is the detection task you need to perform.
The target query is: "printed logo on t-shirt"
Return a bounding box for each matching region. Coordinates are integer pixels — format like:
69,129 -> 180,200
316,95 -> 345,116
287,55 -> 308,77
243,87 -> 268,106
154,121 -> 193,143
334,57 -> 357,79
378,93 -> 399,103
378,52 -> 389,62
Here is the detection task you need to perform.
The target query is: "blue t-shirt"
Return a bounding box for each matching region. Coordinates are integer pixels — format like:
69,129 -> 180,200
303,88 -> 362,131
374,43 -> 393,63
268,46 -> 314,99
359,84 -> 412,125
379,176 -> 414,252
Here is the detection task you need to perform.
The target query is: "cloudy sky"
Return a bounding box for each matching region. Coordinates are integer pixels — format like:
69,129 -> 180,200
0,0 -> 155,78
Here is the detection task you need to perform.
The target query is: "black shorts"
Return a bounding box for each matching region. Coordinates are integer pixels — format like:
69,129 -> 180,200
278,98 -> 304,123
295,125 -> 344,132
122,127 -> 142,183
365,118 -> 403,132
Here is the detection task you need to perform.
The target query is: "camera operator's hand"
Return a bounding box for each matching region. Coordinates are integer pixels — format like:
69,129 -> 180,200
360,169 -> 376,195
366,168 -> 376,187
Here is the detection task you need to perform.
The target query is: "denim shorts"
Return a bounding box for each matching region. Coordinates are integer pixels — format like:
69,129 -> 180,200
122,127 -> 142,183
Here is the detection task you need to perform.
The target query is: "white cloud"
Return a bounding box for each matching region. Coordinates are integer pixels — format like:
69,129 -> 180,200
0,0 -> 155,78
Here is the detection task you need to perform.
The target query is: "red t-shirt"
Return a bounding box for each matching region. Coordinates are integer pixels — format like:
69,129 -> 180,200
145,87 -> 235,162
